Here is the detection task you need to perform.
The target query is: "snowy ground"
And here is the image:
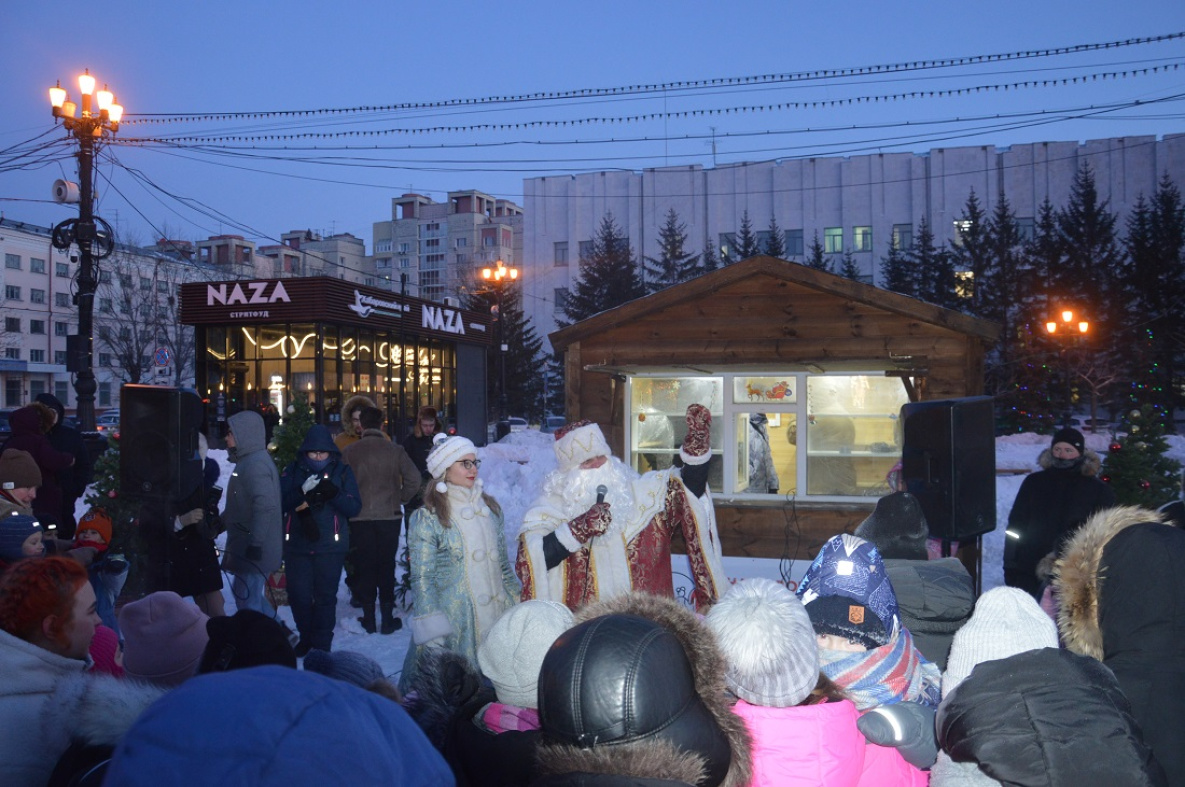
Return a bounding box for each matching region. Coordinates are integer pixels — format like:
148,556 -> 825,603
92,428 -> 1185,685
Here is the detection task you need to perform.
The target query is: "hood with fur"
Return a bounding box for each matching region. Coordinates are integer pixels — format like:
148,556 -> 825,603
1054,505 -> 1170,660
44,672 -> 166,749
1035,446 -> 1103,476
535,593 -> 752,787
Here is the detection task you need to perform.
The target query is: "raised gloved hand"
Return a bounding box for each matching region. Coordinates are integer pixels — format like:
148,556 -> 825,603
102,554 -> 129,575
297,506 -> 320,542
304,477 -> 339,508
567,502 -> 612,543
301,474 -> 321,494
857,701 -> 938,770
245,544 -> 263,562
682,403 -> 712,462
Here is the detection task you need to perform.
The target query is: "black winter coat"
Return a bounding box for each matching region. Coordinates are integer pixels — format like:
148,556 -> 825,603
882,557 -> 974,670
937,647 -> 1166,786
1005,448 -> 1113,587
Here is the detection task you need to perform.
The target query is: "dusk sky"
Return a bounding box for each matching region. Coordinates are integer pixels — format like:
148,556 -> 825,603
2,1 -> 1183,251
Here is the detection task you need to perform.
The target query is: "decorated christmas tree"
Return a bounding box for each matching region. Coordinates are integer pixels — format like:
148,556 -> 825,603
83,432 -> 148,594
269,394 -> 315,470
1101,404 -> 1181,507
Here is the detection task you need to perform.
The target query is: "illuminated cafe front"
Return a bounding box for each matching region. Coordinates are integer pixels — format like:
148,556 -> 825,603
178,277 -> 491,443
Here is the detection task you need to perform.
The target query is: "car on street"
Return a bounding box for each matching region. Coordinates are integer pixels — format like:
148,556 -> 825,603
541,415 -> 566,434
95,411 -> 120,432
0,408 -> 13,441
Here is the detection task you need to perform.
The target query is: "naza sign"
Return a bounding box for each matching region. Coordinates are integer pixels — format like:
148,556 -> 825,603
206,281 -> 292,306
422,305 -> 466,335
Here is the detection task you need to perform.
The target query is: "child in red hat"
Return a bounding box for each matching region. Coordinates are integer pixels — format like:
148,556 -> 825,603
76,508 -> 129,636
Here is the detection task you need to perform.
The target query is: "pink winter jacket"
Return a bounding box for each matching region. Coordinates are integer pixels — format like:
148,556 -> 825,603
731,698 -> 929,787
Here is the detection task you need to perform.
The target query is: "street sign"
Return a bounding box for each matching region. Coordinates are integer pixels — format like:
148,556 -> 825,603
154,346 -> 171,367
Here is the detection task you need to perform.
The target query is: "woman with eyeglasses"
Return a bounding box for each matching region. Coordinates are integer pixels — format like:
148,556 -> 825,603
398,434 -> 519,694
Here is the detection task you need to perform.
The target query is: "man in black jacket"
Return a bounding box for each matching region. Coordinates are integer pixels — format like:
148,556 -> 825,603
35,394 -> 95,539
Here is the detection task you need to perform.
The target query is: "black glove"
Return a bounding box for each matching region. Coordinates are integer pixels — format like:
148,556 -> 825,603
245,544 -> 263,562
102,556 -> 128,575
304,477 -> 340,508
297,507 -> 320,542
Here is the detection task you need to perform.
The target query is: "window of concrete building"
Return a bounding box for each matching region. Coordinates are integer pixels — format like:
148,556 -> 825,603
29,380 -> 45,399
1016,217 -> 1035,242
424,238 -> 441,249
5,254 -> 20,269
119,275 -> 133,288
55,322 -> 68,337
99,381 -> 111,407
823,228 -> 843,254
99,353 -> 112,367
554,242 -> 568,266
892,224 -> 913,251
456,237 -> 468,248
5,317 -> 20,332
398,243 -> 411,254
554,287 -> 570,314
955,271 -> 975,300
579,240 -> 594,261
5,285 -> 21,300
30,350 -> 45,363
30,320 -> 45,335
4,348 -> 19,361
55,351 -> 67,366
456,253 -> 468,266
55,381 -> 69,405
157,281 -> 168,293
56,262 -> 69,278
853,226 -> 873,252
399,257 -> 410,269
424,254 -> 445,268
952,220 -> 973,247
55,293 -> 71,308
30,258 -> 45,274
718,233 -> 736,260
31,289 -> 46,304
785,230 -> 804,256
5,378 -> 21,406
140,277 -> 151,289
120,327 -> 131,341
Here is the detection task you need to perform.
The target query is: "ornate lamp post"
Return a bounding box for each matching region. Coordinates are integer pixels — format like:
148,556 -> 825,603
480,259 -> 519,423
1045,308 -> 1090,427
47,70 -> 122,433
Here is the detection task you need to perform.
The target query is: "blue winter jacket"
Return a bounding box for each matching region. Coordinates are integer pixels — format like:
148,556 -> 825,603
280,424 -> 361,555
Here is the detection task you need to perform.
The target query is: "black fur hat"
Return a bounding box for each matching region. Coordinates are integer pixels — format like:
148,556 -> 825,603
854,492 -> 929,560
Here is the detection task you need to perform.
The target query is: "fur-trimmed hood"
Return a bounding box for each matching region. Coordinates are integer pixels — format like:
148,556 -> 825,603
535,593 -> 752,787
1054,505 -> 1169,660
1036,446 -> 1103,476
44,672 -> 166,749
340,394 -> 377,426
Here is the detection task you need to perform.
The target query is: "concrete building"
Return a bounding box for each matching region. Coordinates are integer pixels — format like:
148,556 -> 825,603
523,134 -> 1185,350
371,189 -> 523,301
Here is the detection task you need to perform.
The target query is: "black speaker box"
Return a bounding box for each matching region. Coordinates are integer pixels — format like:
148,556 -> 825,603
901,396 -> 996,540
119,385 -> 204,501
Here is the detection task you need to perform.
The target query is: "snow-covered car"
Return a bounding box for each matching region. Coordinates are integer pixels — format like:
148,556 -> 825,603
541,415 -> 566,434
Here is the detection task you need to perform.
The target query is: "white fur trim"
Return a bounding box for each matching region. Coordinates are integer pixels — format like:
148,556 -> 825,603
554,423 -> 611,472
680,446 -> 711,466
555,523 -> 583,552
410,611 -> 454,645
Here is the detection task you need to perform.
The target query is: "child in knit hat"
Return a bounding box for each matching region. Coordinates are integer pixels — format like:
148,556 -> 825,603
708,578 -> 928,786
118,591 -> 210,687
75,508 -> 129,636
796,533 -> 941,711
0,513 -> 45,569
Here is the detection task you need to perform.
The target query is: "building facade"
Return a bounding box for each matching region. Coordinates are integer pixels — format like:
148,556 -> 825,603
371,190 -> 523,301
523,134 -> 1185,351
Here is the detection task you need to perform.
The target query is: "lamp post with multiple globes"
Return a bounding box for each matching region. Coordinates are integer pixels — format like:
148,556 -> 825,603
480,259 -> 519,424
47,70 -> 123,433
1045,308 -> 1090,427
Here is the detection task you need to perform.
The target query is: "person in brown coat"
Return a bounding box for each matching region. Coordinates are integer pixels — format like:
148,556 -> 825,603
3,404 -> 74,535
341,406 -> 420,634
334,394 -> 381,452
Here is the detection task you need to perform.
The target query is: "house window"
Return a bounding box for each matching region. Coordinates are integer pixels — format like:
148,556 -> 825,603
29,349 -> 45,363
5,285 -> 21,300
30,258 -> 45,274
1016,217 -> 1035,242
55,381 -> 69,404
424,238 -> 441,249
55,322 -> 69,337
99,353 -> 112,367
455,253 -> 468,265
29,380 -> 45,400
99,381 -> 111,407
554,242 -> 569,266
952,220 -> 974,247
55,293 -> 71,308
157,281 -> 168,293
955,271 -> 975,300
823,228 -> 843,254
4,348 -> 19,360
140,277 -> 152,289
99,298 -> 113,313
853,226 -> 873,252
578,240 -> 594,260
718,233 -> 736,260
455,237 -> 468,248
398,243 -> 410,254
55,351 -> 68,365
483,236 -> 496,247
892,224 -> 913,251
554,287 -> 570,314
5,253 -> 20,269
30,289 -> 46,304
5,317 -> 20,332
30,320 -> 46,335
398,257 -> 410,269
119,327 -> 131,340
5,378 -> 20,406
56,262 -> 70,277
785,230 -> 804,257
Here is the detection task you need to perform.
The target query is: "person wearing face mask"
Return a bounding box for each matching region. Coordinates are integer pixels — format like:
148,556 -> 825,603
398,434 -> 519,695
1004,427 -> 1115,599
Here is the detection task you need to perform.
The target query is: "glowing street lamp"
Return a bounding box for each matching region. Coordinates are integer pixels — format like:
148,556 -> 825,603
1045,308 -> 1091,426
479,259 -> 520,423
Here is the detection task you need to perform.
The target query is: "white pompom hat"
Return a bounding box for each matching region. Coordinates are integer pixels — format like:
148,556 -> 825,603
426,433 -> 478,480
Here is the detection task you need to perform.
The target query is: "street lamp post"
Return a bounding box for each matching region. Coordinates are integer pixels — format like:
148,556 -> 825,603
480,259 -> 519,423
1045,308 -> 1090,427
48,70 -> 123,433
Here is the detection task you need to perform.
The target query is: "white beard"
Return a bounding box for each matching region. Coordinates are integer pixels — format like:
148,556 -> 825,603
544,457 -> 639,531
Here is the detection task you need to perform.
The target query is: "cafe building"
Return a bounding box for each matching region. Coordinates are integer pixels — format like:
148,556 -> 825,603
550,256 -> 999,566
179,277 -> 491,442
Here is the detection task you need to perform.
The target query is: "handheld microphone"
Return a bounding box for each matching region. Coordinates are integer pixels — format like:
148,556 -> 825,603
596,485 -> 607,504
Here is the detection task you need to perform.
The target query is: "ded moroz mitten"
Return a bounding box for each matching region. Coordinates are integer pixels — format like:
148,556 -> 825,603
567,502 -> 612,542
680,403 -> 712,465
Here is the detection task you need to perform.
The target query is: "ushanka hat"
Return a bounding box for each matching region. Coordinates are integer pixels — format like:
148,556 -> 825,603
854,492 -> 930,560
0,448 -> 42,490
425,433 -> 478,481
553,420 -> 611,473
796,533 -> 900,649
706,578 -> 819,707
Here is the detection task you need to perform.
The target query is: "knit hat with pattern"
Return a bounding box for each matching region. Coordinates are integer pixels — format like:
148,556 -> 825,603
796,533 -> 900,648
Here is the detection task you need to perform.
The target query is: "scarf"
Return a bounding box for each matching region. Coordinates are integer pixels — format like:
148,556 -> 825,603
475,701 -> 540,734
818,627 -> 941,711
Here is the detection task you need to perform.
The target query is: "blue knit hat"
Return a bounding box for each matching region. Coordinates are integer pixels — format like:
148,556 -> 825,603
0,513 -> 43,562
796,533 -> 900,648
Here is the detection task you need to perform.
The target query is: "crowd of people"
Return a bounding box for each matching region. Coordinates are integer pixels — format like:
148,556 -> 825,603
2,405 -> 1183,785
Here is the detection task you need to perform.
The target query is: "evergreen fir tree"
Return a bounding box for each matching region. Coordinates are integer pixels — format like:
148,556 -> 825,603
763,215 -> 786,258
733,210 -> 762,261
911,218 -> 958,309
270,393 -> 315,470
1102,403 -> 1181,507
84,433 -> 146,590
560,213 -> 645,325
949,190 -> 991,316
805,232 -> 831,271
838,249 -> 862,281
642,208 -> 700,294
880,239 -> 914,296
701,242 -> 720,273
467,284 -> 546,420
